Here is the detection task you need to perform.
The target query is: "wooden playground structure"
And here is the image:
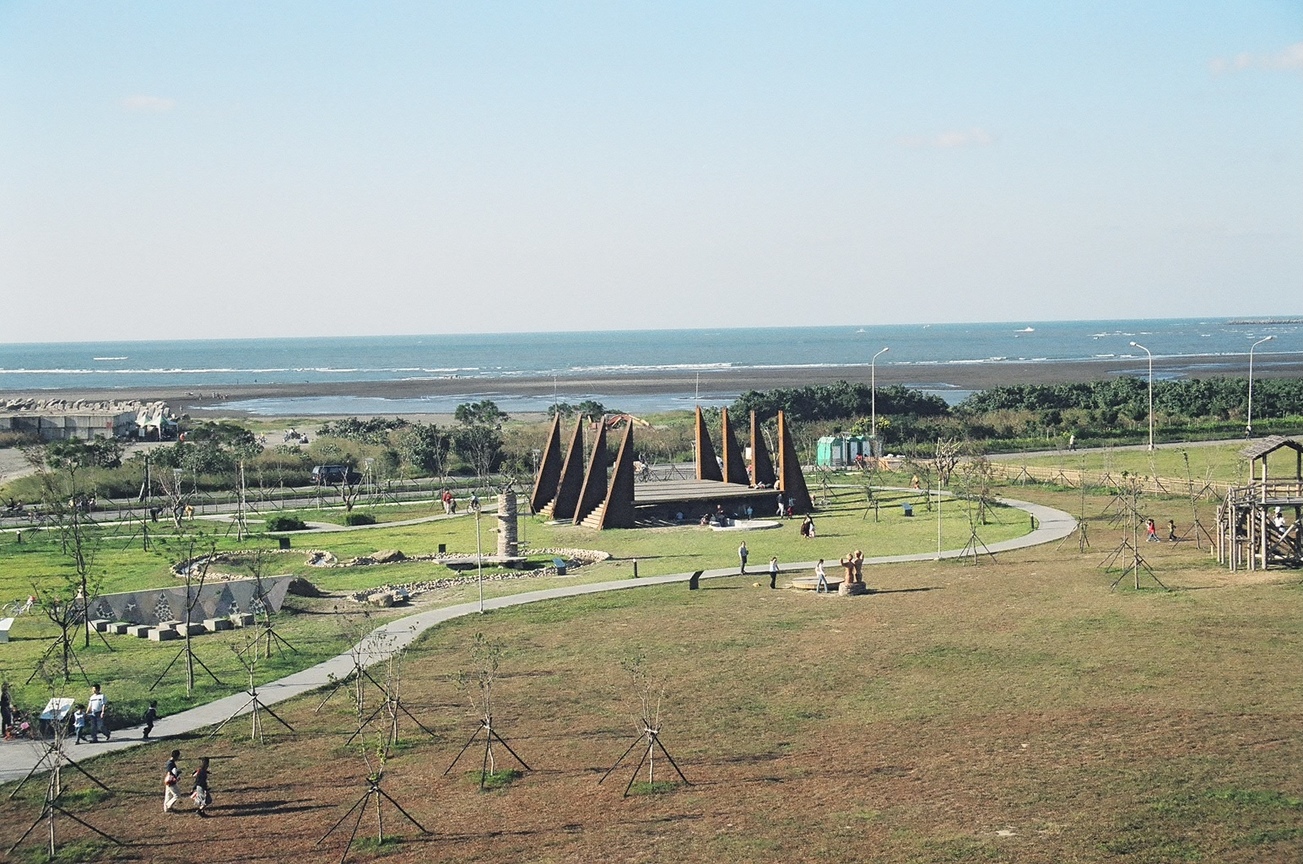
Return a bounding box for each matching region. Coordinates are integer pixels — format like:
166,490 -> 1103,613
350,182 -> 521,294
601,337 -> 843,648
1217,436 -> 1303,571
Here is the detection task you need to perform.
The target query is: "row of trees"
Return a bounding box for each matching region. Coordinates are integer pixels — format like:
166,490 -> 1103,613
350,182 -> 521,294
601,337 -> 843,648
732,376 -> 1303,449
734,381 -> 949,424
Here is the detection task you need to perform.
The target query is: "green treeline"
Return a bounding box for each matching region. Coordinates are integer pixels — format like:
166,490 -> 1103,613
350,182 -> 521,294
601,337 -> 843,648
733,376 -> 1303,448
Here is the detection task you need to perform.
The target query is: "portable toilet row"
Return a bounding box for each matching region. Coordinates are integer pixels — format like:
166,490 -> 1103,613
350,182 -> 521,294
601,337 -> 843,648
816,435 -> 868,467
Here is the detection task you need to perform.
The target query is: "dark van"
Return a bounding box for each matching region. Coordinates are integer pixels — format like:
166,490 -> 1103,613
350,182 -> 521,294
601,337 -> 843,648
312,464 -> 361,485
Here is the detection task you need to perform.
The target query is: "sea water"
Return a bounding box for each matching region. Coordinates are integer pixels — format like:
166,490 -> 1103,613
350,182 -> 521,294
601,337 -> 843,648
0,318 -> 1296,414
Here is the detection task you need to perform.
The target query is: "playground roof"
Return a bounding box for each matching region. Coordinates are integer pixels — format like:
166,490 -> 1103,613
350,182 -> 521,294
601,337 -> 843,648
1240,435 -> 1303,462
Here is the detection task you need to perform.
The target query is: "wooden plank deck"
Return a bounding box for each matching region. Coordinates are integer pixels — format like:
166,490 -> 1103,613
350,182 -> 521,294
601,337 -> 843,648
633,479 -> 777,505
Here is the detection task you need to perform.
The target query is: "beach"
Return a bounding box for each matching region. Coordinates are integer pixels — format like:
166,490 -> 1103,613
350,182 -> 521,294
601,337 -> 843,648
3,353 -> 1299,418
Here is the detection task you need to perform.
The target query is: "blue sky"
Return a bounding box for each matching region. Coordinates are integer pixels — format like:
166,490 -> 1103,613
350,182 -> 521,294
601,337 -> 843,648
1,2 -> 1299,342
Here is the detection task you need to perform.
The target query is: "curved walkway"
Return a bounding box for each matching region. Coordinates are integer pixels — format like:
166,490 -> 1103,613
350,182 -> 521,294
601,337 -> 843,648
0,496 -> 1074,783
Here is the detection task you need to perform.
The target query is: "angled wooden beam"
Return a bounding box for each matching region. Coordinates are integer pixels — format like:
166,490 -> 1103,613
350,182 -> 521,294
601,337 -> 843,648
695,406 -> 723,481
776,410 -> 812,513
529,413 -> 565,514
574,421 -> 609,525
549,417 -> 586,521
750,410 -> 776,488
720,408 -> 748,485
599,421 -> 637,528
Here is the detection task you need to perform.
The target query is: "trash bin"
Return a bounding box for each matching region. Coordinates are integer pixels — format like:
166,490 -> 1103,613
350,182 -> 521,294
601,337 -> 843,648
902,502 -> 914,517
278,536 -> 291,549
438,543 -> 447,554
553,557 -> 567,575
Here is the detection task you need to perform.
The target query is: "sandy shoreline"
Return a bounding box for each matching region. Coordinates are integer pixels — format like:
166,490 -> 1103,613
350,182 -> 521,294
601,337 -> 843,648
2,354 -> 1298,417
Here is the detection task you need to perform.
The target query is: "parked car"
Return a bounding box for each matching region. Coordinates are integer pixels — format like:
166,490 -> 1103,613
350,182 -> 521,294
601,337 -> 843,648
312,464 -> 361,485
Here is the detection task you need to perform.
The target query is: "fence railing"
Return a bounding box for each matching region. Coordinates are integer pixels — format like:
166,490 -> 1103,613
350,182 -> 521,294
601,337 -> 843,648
985,461 -> 1231,499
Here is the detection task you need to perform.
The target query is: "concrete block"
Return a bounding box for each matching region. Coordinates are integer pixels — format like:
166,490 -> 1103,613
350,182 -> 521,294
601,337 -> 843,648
175,623 -> 206,637
90,619 -> 111,633
109,622 -> 131,635
127,624 -> 153,638
203,618 -> 233,632
231,613 -> 256,628
147,628 -> 179,642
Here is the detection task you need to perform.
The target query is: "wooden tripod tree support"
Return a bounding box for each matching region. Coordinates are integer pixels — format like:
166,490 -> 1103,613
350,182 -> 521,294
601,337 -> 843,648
209,643 -> 294,743
1099,484 -> 1168,591
317,772 -> 428,864
7,717 -> 120,859
442,714 -> 532,789
600,720 -> 690,797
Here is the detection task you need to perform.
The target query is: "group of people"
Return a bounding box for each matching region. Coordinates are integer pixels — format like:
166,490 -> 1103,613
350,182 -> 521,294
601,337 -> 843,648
70,683 -> 111,743
810,552 -> 867,595
1144,518 -> 1179,542
736,542 -> 781,588
164,749 -> 212,816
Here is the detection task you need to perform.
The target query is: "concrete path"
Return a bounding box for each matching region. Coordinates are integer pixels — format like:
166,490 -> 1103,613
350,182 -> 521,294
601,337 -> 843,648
0,496 -> 1074,784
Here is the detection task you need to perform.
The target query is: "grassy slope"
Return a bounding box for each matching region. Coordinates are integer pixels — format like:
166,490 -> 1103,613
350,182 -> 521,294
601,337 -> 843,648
8,486 -> 1302,863
0,483 -> 1027,731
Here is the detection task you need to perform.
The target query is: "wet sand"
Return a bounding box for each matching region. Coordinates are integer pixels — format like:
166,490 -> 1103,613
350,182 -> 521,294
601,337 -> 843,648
2,353 -> 1298,417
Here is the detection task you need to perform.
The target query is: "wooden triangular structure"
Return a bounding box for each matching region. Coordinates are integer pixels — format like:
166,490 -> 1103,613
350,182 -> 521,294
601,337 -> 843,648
546,417 -> 586,521
529,413 -> 564,514
720,408 -> 749,485
574,422 -> 609,525
750,410 -> 776,487
695,407 -> 723,481
596,422 -> 637,528
776,410 -> 812,513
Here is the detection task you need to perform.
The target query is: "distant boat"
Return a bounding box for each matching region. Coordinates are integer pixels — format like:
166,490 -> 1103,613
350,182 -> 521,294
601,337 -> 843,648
1017,327 -> 1034,333
93,356 -> 128,361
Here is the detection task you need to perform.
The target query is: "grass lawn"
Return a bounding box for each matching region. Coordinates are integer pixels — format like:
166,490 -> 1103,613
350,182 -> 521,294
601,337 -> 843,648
0,483 -> 1029,734
984,440 -> 1303,488
6,485 -> 1301,863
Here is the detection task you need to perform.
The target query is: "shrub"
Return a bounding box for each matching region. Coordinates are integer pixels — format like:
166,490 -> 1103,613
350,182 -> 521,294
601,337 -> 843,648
342,512 -> 376,526
265,515 -> 308,532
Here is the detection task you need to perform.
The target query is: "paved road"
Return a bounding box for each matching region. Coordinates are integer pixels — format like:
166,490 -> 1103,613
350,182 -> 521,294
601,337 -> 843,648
0,496 -> 1074,784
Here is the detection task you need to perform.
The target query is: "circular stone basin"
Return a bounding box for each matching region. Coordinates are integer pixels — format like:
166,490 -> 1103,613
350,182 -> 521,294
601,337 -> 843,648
789,577 -> 871,594
709,519 -> 782,532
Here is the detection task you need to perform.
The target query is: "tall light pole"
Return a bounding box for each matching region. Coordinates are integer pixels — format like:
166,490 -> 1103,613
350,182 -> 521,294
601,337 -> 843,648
1129,341 -> 1154,451
470,496 -> 484,613
870,347 -> 889,450
1246,335 -> 1275,438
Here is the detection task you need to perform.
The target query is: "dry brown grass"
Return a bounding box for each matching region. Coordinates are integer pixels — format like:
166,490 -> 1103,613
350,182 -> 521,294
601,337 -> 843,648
7,487 -> 1303,864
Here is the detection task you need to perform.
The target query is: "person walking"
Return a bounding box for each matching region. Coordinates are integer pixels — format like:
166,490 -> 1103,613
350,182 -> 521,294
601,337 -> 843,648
1145,518 -> 1159,542
163,750 -> 182,812
191,757 -> 212,816
738,541 -> 748,574
142,700 -> 159,740
73,705 -> 87,744
87,683 -> 108,742
769,556 -> 779,589
815,559 -> 828,594
0,680 -> 11,740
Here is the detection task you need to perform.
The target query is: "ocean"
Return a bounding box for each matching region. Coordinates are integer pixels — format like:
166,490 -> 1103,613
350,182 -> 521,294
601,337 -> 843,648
1,318 -> 1296,415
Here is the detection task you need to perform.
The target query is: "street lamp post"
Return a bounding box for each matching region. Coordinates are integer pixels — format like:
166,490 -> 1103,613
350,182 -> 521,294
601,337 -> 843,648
1246,335 -> 1275,438
870,347 -> 889,450
470,496 -> 484,614
1129,341 -> 1154,451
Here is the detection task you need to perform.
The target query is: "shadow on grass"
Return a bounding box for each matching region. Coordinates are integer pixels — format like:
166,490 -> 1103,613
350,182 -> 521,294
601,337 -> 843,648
217,798 -> 332,816
871,586 -> 942,595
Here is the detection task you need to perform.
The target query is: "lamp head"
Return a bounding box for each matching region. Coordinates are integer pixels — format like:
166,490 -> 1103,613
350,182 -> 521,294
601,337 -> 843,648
1129,341 -> 1138,348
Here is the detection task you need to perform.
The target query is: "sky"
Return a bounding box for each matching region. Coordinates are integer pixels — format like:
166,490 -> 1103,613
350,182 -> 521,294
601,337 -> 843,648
1,2 -> 1300,343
